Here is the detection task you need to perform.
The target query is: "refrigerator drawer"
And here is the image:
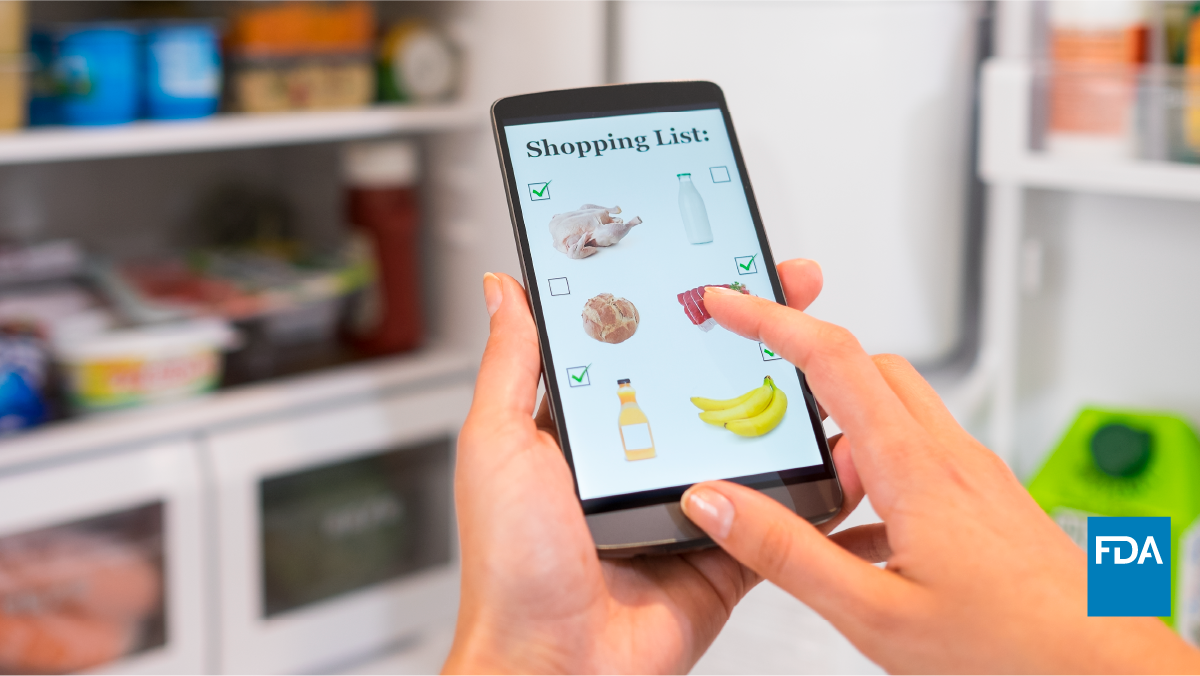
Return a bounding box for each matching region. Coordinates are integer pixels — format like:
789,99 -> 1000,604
0,441 -> 208,675
207,382 -> 471,674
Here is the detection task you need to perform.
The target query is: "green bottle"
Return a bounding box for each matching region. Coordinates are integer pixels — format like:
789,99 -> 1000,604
1027,407 -> 1200,637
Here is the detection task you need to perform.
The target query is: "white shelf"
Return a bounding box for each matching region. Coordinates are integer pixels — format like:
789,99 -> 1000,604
0,104 -> 482,165
0,346 -> 477,474
980,60 -> 1200,202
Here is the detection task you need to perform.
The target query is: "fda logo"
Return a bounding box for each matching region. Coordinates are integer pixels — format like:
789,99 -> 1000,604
1087,516 -> 1170,617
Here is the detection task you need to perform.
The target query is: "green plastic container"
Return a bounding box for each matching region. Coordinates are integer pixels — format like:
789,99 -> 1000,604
1028,407 -> 1200,637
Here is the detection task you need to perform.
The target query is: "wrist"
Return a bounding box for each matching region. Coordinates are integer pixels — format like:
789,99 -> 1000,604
442,614 -> 581,674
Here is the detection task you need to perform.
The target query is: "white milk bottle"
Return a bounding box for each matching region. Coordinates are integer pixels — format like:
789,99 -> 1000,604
677,173 -> 713,244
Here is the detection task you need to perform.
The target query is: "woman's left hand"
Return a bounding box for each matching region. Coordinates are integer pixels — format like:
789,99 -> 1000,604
445,261 -> 863,673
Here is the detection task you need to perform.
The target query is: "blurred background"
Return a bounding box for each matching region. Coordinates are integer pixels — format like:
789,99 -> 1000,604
0,0 -> 1197,673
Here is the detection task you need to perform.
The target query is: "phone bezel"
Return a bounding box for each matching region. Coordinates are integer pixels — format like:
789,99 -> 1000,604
490,81 -> 837,517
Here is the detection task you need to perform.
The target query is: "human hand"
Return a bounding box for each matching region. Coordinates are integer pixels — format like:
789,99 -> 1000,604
681,282 -> 1200,673
444,261 -> 861,674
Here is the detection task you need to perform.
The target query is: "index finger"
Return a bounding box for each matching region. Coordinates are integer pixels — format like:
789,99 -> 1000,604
703,288 -> 937,503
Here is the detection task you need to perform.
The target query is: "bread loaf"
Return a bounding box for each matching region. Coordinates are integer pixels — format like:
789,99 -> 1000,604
582,293 -> 639,344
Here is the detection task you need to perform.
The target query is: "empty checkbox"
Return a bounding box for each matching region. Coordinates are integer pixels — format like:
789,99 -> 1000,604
710,166 -> 731,183
548,277 -> 570,296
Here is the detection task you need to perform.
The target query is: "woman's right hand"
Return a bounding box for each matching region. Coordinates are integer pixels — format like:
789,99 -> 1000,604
681,279 -> 1200,673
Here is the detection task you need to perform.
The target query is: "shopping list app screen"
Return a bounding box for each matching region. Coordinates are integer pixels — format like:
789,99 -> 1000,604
505,107 -> 823,502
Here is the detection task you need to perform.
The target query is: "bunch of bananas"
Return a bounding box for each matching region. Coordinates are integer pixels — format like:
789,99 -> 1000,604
691,376 -> 787,437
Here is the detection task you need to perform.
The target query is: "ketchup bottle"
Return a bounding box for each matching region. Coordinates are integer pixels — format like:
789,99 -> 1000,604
342,140 -> 423,355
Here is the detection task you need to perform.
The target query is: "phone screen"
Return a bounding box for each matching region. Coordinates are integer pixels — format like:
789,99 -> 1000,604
500,102 -> 830,511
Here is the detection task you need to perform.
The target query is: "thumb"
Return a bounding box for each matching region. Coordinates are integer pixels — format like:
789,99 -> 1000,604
681,480 -> 910,627
469,272 -> 542,422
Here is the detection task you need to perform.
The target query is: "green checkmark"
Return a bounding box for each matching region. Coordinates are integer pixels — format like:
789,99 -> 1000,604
570,364 -> 591,382
763,348 -> 775,357
738,254 -> 757,271
531,181 -> 551,197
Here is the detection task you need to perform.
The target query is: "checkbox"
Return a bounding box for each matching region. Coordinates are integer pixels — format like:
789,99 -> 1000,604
566,364 -> 591,387
735,255 -> 758,275
528,181 -> 551,201
548,277 -> 570,296
759,343 -> 782,361
710,166 -> 731,183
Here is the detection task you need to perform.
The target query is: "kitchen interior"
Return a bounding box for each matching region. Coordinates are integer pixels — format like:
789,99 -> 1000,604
0,1 -> 1197,673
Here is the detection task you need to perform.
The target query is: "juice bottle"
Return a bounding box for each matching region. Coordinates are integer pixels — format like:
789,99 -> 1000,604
1027,407 -> 1200,636
617,379 -> 655,461
677,173 -> 713,244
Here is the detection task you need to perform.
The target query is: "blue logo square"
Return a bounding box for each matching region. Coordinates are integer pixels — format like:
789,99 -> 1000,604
1087,516 -> 1171,617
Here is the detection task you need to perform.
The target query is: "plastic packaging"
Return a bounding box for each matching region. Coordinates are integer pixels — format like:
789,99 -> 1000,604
0,503 -> 165,673
1045,1 -> 1147,159
143,23 -> 221,120
52,318 -> 236,413
377,21 -> 458,103
55,25 -> 139,126
342,140 -> 423,355
0,335 -> 46,435
677,173 -> 713,244
1028,407 -> 1200,635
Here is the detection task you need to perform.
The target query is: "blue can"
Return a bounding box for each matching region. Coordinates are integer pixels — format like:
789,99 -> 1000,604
55,25 -> 139,125
143,23 -> 221,120
27,31 -> 59,126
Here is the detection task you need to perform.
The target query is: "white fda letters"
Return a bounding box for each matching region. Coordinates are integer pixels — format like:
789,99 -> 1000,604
1095,535 -> 1163,565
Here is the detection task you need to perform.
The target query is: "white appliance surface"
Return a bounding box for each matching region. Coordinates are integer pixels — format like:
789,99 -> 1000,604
618,1 -> 978,363
207,383 -> 472,674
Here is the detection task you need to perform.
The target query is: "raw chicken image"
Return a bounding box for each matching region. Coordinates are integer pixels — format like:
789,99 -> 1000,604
677,282 -> 750,332
549,204 -> 643,259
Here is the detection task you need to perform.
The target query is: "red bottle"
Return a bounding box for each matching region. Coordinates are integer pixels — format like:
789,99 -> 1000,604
342,140 -> 423,355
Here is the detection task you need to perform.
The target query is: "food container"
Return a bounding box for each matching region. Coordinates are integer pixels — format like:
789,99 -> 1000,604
229,55 -> 372,113
52,318 -> 236,413
226,2 -> 374,113
0,52 -> 24,131
27,31 -> 58,126
0,2 -> 26,54
143,22 -> 221,120
376,20 -> 458,104
55,25 -> 139,125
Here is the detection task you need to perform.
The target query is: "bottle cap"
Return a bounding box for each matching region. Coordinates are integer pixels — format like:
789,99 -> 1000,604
677,173 -> 690,177
1090,423 -> 1152,478
342,140 -> 419,188
617,378 -> 630,384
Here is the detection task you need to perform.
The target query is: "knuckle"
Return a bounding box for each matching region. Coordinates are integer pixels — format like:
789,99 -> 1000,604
815,323 -> 861,360
752,518 -> 799,578
871,353 -> 912,373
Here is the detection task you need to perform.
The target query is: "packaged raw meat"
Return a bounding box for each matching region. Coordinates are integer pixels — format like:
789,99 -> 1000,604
677,282 -> 749,332
0,506 -> 164,674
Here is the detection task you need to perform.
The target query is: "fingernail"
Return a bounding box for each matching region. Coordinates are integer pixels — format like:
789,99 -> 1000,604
682,486 -> 734,540
704,286 -> 739,297
483,272 -> 503,317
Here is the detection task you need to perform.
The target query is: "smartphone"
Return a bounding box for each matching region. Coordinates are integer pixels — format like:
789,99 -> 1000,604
491,81 -> 842,557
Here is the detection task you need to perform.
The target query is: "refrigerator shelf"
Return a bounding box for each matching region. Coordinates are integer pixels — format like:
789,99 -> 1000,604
0,104 -> 480,166
981,60 -> 1200,202
0,346 -> 477,475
